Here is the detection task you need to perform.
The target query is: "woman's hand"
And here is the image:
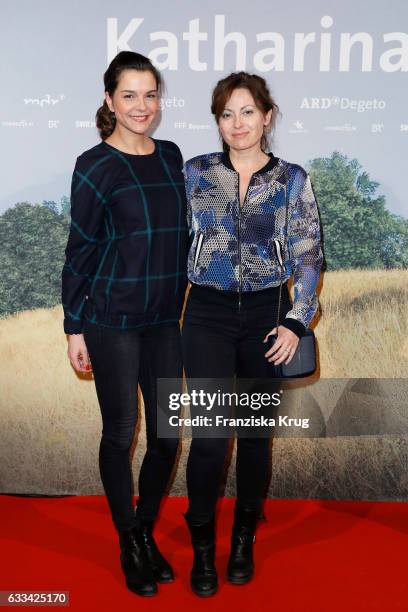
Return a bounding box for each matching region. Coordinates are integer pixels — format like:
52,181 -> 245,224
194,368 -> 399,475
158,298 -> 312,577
263,326 -> 299,366
67,333 -> 92,373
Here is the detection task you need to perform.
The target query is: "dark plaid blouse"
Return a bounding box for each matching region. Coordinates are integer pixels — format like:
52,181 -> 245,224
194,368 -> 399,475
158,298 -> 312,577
61,139 -> 188,334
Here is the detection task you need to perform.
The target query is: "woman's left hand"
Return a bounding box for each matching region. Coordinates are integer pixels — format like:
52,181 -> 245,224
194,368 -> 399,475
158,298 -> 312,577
263,326 -> 299,365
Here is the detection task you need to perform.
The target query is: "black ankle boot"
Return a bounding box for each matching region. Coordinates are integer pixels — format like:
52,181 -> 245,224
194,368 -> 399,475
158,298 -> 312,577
118,527 -> 157,596
134,518 -> 174,584
184,513 -> 218,597
226,505 -> 259,585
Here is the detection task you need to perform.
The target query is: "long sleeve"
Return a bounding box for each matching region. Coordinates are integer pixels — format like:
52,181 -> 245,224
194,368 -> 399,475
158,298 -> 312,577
284,169 -> 323,332
61,155 -> 107,334
183,159 -> 197,248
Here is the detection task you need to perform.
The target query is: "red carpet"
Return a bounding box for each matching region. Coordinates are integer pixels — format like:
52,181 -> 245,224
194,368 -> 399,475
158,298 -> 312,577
1,495 -> 407,611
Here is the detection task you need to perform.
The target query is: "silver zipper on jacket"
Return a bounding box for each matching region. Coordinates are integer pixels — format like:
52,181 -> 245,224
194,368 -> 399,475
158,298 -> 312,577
193,231 -> 204,273
237,174 -> 254,313
237,174 -> 242,311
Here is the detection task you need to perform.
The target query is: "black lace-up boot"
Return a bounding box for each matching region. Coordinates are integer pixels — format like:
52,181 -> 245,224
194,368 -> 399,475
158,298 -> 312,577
134,518 -> 174,583
226,505 -> 259,584
184,513 -> 218,597
118,526 -> 157,596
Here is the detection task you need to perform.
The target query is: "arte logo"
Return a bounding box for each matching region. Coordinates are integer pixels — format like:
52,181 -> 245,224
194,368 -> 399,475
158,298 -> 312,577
107,15 -> 408,72
288,120 -> 309,134
24,94 -> 65,107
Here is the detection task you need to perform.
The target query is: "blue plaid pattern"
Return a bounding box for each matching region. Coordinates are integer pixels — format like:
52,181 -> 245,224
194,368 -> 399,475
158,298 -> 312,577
62,139 -> 188,334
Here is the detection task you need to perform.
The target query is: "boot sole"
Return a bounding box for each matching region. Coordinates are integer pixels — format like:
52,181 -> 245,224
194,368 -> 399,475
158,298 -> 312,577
190,578 -> 218,597
121,559 -> 158,596
191,587 -> 218,597
156,576 -> 174,584
125,581 -> 158,597
226,573 -> 253,585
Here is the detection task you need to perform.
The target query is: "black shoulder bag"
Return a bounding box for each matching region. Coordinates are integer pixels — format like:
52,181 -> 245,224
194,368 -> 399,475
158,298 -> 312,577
270,168 -> 317,378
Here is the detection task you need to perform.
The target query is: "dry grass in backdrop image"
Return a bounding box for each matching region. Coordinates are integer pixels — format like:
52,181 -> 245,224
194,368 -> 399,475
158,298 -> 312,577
0,269 -> 407,498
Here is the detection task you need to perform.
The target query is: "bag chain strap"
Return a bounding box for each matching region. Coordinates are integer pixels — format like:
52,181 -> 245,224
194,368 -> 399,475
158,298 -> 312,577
275,166 -> 290,334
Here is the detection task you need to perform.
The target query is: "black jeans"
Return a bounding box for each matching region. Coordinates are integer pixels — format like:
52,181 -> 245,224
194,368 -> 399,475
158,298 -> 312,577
182,283 -> 291,523
83,319 -> 182,531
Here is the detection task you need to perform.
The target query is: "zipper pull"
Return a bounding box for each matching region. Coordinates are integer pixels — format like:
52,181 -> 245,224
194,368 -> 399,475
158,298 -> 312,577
193,232 -> 204,273
273,238 -> 285,271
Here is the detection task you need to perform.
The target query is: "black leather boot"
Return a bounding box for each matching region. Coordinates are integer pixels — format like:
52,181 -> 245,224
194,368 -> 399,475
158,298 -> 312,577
226,505 -> 259,585
184,513 -> 218,597
134,518 -> 174,583
118,527 -> 157,596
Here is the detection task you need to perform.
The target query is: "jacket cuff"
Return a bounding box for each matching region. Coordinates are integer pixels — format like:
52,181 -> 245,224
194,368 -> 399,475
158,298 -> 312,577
281,317 -> 306,339
64,319 -> 84,335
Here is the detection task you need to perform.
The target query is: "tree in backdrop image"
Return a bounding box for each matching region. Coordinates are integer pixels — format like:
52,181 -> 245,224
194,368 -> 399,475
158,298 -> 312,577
0,152 -> 407,318
309,152 -> 408,270
0,199 -> 70,317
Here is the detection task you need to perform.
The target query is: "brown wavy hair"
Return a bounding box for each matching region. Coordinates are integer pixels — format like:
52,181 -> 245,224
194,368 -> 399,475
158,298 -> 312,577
211,71 -> 280,153
96,51 -> 163,140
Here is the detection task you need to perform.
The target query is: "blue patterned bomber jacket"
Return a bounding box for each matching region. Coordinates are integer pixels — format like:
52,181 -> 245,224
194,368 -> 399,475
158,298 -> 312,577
183,151 -> 323,332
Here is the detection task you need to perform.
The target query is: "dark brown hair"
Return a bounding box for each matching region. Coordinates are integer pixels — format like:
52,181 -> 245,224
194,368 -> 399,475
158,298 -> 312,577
211,71 -> 279,153
95,51 -> 163,140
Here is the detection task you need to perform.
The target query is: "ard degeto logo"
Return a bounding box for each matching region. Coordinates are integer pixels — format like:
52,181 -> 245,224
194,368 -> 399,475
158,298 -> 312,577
301,97 -> 386,112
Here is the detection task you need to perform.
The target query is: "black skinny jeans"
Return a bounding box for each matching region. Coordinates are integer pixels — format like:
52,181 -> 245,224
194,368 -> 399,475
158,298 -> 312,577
83,319 -> 182,532
182,282 -> 291,523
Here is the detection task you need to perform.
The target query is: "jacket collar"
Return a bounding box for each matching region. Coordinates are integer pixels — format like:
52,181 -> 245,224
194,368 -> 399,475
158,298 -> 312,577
220,150 -> 279,175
